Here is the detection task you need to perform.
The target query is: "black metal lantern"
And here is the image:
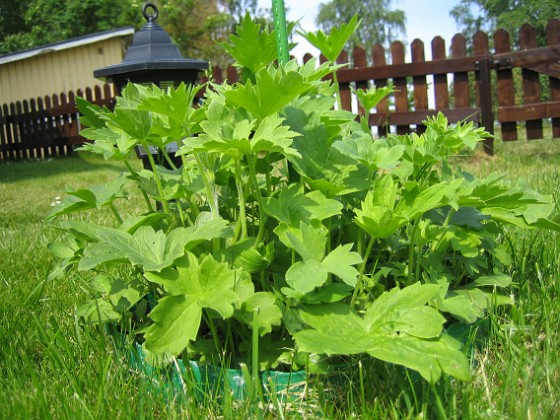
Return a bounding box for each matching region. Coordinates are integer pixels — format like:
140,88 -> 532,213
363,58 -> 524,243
93,2 -> 208,169
94,2 -> 208,93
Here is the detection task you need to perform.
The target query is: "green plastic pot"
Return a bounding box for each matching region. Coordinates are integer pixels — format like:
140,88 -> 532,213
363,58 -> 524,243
129,343 -> 307,402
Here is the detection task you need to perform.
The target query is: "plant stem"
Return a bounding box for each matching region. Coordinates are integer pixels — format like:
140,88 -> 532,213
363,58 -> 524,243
332,70 -> 343,111
352,235 -> 375,305
248,156 -> 266,246
234,161 -> 248,240
140,140 -> 170,214
109,203 -> 123,225
160,147 -> 178,170
203,312 -> 223,357
124,160 -> 154,213
194,152 -> 219,220
252,309 -> 260,386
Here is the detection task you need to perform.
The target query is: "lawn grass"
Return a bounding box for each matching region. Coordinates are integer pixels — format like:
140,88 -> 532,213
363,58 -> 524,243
1,136 -> 559,418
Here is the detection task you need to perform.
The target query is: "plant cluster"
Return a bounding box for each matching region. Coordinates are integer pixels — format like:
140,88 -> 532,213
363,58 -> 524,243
48,16 -> 559,384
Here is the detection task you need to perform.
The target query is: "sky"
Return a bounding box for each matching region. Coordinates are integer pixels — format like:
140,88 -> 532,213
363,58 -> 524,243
257,0 -> 465,60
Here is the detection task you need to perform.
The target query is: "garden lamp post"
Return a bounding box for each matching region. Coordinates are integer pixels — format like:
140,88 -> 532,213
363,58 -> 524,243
93,2 -> 208,168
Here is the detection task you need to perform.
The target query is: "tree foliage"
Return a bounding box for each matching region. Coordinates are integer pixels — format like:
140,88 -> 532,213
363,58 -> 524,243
157,0 -> 270,69
0,0 -> 269,68
0,0 -> 142,54
315,0 -> 406,53
450,0 -> 560,46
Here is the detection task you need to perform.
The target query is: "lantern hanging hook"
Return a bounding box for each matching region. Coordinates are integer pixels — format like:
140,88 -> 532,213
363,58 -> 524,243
142,2 -> 159,22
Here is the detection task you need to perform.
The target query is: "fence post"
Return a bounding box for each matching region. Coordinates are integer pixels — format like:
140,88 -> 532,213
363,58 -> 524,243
476,58 -> 495,155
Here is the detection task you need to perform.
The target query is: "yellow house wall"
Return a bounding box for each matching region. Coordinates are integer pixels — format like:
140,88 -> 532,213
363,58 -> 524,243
0,38 -> 125,105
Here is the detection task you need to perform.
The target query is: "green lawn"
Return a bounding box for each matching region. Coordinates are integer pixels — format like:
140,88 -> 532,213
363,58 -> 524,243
1,137 -> 559,418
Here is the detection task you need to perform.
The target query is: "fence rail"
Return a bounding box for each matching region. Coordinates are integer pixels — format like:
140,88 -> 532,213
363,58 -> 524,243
1,19 -> 559,161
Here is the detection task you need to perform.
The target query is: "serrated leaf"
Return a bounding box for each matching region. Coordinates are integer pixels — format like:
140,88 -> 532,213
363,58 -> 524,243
321,244 -> 362,286
263,184 -> 342,226
144,295 -> 202,355
299,15 -> 360,62
295,290 -> 469,382
144,253 -> 240,356
279,221 -> 327,262
225,66 -> 311,119
220,13 -> 278,74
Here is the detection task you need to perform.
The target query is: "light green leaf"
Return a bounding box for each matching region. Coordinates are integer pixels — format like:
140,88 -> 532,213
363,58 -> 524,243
225,66 -> 311,119
76,299 -> 121,325
321,244 -> 362,286
219,13 -> 277,74
263,184 -> 342,226
299,15 -> 360,62
473,274 -> 512,288
236,292 -> 282,335
144,253 -> 240,356
277,221 -> 328,262
285,259 -> 328,294
144,295 -> 202,355
364,282 -> 441,331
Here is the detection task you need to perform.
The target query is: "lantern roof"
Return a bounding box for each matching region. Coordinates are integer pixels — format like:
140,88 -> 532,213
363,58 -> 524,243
94,2 -> 208,84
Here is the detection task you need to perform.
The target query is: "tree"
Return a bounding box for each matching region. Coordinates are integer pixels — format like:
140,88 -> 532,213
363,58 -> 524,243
315,0 -> 406,54
0,0 -> 142,54
450,0 -> 560,46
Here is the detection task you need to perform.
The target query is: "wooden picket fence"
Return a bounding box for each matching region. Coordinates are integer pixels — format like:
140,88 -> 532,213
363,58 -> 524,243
0,85 -> 115,161
1,19 -> 559,161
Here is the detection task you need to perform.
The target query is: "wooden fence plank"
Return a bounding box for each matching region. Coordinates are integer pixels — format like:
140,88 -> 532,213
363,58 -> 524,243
519,24 -> 543,139
451,34 -> 470,109
411,40 -> 429,133
337,50 -> 352,111
432,36 -> 450,110
547,19 -> 560,138
353,46 -> 368,116
473,31 -> 494,153
372,43 -> 389,136
391,41 -> 409,134
494,28 -> 518,140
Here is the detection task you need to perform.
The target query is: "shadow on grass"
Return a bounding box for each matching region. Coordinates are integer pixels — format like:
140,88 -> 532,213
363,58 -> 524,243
0,152 -> 127,183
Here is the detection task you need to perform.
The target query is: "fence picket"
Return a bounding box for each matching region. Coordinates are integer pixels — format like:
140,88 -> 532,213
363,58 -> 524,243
547,19 -> 560,138
371,44 -> 389,136
391,41 -> 409,134
519,24 -> 544,140
494,28 -> 518,141
411,39 -> 429,134
432,36 -> 449,110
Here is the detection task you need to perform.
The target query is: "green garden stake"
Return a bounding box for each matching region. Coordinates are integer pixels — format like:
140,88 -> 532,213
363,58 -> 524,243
272,0 -> 290,65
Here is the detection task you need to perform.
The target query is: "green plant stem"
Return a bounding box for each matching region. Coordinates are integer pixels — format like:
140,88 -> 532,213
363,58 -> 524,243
234,161 -> 248,240
203,312 -> 223,358
160,147 -> 178,170
252,309 -> 260,385
408,220 -> 421,284
108,203 -> 123,225
194,153 -> 219,220
332,70 -> 343,111
141,140 -> 170,214
124,160 -> 154,213
248,156 -> 267,246
352,235 -> 375,305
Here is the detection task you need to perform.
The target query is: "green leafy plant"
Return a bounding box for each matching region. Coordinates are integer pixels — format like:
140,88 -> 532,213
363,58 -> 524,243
48,15 -> 560,387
